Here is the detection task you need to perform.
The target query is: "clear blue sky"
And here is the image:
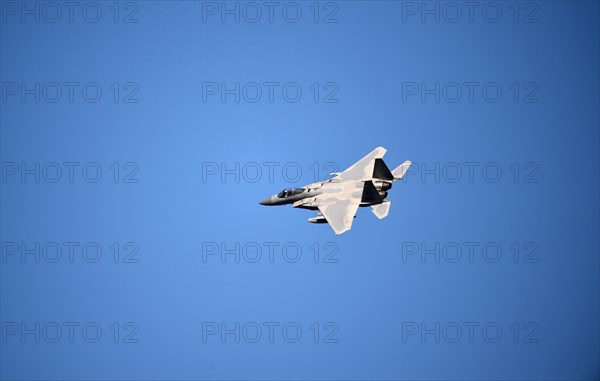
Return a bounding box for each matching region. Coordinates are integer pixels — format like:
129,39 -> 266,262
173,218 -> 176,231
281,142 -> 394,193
1,1 -> 599,379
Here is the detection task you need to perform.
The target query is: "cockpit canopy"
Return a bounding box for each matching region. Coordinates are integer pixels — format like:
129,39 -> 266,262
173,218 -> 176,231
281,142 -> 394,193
277,188 -> 305,198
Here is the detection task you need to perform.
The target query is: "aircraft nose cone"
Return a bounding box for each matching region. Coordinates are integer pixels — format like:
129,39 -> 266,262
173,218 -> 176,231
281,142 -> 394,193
259,197 -> 272,205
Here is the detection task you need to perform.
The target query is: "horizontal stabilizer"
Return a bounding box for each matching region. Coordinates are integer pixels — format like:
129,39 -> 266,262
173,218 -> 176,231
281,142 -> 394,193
371,201 -> 391,219
392,161 -> 412,181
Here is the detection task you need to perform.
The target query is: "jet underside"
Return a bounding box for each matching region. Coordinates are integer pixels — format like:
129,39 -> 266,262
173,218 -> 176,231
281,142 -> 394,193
259,147 -> 411,234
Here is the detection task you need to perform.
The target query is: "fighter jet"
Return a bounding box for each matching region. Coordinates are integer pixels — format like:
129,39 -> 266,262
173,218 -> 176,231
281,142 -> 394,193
259,147 -> 411,234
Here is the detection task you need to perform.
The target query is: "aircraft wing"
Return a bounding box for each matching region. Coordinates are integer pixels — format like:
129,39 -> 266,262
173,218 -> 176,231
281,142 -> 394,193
316,181 -> 364,235
317,197 -> 361,235
336,146 -> 387,182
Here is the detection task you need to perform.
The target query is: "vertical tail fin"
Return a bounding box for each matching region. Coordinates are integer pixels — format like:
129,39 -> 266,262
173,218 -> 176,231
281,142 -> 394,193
392,160 -> 412,181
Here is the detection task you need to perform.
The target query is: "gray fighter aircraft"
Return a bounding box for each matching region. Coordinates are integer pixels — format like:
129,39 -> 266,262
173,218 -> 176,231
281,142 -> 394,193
259,147 -> 411,235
